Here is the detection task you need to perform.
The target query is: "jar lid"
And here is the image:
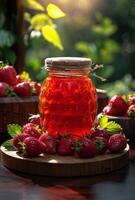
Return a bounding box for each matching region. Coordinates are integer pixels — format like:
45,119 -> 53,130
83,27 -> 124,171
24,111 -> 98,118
45,57 -> 92,70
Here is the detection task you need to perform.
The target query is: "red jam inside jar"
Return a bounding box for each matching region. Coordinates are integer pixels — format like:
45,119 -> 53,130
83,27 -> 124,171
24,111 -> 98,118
39,57 -> 97,137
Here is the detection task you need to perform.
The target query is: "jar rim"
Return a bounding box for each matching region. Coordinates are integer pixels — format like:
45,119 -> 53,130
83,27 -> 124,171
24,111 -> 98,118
44,57 -> 92,70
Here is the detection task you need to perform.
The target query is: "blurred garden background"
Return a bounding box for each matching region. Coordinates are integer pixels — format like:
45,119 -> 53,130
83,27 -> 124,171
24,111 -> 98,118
0,0 -> 135,97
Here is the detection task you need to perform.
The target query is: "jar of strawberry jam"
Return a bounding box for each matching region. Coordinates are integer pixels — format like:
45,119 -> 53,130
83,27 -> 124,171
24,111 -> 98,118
39,57 -> 97,137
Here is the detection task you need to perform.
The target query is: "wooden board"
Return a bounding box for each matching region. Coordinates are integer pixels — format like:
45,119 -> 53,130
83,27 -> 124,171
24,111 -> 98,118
0,141 -> 129,177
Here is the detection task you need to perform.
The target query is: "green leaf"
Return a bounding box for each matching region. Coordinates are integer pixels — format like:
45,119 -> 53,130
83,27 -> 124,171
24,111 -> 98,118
24,12 -> 31,23
20,71 -> 31,81
7,124 -> 22,138
4,140 -> 14,151
42,25 -> 64,50
0,30 -> 15,47
2,48 -> 16,65
31,14 -> 52,30
23,0 -> 45,11
99,115 -> 108,128
104,121 -> 122,134
47,3 -> 66,19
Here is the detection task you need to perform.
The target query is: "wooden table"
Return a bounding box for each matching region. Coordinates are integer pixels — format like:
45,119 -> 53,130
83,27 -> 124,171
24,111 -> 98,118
0,145 -> 135,200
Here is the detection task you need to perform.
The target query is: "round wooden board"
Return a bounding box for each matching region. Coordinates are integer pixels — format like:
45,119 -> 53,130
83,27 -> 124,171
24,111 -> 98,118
0,141 -> 129,177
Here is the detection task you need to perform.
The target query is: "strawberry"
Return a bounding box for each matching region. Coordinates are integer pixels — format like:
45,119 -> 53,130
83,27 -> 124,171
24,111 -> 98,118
22,137 -> 43,157
39,134 -> 57,154
58,134 -> 74,155
12,133 -> 29,151
103,105 -> 115,116
23,122 -> 34,130
0,62 -> 17,86
91,129 -> 110,142
0,82 -> 11,97
16,75 -> 22,84
34,82 -> 41,95
103,95 -> 128,116
30,81 -> 41,95
14,82 -> 32,96
29,114 -> 41,126
74,138 -> 96,158
108,133 -> 127,153
23,124 -> 41,139
93,136 -> 107,154
127,104 -> 135,117
128,96 -> 135,105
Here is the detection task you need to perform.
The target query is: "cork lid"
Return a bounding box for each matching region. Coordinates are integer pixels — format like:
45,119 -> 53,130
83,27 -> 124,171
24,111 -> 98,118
45,57 -> 92,70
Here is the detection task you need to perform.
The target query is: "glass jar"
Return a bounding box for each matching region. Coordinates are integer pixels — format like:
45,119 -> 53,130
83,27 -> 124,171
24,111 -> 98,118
39,57 -> 97,137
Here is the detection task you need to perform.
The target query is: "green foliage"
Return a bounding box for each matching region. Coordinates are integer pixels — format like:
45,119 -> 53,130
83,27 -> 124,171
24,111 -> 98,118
92,12 -> 117,37
4,140 -> 14,151
0,9 -> 16,64
23,0 -> 44,11
7,124 -> 22,138
47,3 -> 66,19
42,25 -> 64,50
99,115 -> 122,134
75,13 -> 120,85
102,74 -> 135,97
0,30 -> 15,47
20,71 -> 31,81
30,14 -> 52,30
24,1 -> 65,51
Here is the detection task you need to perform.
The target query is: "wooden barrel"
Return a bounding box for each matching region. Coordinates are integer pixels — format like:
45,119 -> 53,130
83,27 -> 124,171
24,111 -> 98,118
0,96 -> 39,133
96,89 -> 108,114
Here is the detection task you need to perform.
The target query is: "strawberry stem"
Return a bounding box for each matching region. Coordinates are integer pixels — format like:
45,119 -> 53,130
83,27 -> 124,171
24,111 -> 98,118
0,61 -> 8,68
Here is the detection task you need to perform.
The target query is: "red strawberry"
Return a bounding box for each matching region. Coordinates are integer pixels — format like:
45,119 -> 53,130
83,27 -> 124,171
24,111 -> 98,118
103,95 -> 128,116
34,82 -> 41,95
58,134 -> 74,155
23,124 -> 41,139
12,133 -> 29,151
128,96 -> 135,105
127,104 -> 135,117
16,75 -> 22,84
93,136 -> 107,154
74,138 -> 96,158
30,81 -> 41,95
29,114 -> 41,126
23,122 -> 34,130
14,82 -> 32,96
0,82 -> 9,96
91,129 -> 110,142
39,134 -> 57,154
0,82 -> 16,97
22,137 -> 43,157
103,105 -> 115,116
0,63 -> 17,86
108,133 -> 127,153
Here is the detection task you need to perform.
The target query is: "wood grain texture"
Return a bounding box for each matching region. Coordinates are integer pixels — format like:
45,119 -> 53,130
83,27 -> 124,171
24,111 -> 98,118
0,96 -> 39,133
0,142 -> 129,177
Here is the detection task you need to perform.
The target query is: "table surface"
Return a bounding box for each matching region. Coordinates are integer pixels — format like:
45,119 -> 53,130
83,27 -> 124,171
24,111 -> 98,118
0,146 -> 135,200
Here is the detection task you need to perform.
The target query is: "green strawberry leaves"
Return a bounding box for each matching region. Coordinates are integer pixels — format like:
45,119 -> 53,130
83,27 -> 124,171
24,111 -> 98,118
99,115 -> 122,135
99,115 -> 108,128
103,121 -> 122,135
7,124 -> 22,138
4,140 -> 14,151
